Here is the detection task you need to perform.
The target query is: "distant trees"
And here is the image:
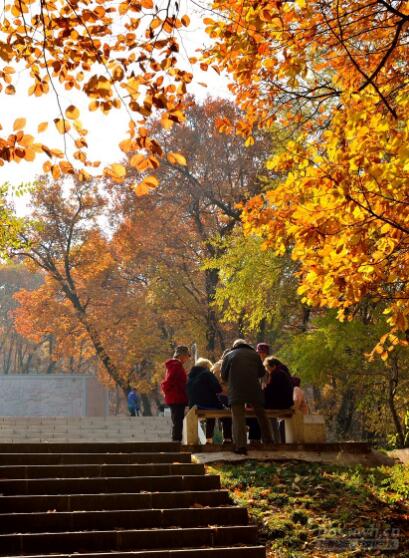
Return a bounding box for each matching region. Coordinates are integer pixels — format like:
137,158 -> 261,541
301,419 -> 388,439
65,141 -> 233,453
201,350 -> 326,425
0,264 -> 43,374
10,98 -> 270,405
115,97 -> 272,357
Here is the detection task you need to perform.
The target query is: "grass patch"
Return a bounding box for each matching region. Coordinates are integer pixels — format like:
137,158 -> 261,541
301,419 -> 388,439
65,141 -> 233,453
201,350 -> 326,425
207,461 -> 409,557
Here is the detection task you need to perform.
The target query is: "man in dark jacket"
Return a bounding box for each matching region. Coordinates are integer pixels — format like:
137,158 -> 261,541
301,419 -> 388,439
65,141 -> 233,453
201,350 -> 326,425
221,339 -> 273,453
161,345 -> 190,441
187,363 -> 232,443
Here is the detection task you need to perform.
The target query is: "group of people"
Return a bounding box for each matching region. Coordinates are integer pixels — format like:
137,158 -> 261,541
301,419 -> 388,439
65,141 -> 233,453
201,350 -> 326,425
161,339 -> 308,454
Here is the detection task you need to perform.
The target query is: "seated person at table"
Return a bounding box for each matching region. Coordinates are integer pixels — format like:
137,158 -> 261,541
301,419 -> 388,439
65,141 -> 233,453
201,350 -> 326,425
248,357 -> 294,443
187,358 -> 232,444
292,376 -> 309,415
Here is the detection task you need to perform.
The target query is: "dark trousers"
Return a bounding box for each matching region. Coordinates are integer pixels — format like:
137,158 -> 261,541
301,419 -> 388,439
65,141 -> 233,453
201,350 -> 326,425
169,404 -> 186,441
129,408 -> 140,417
248,417 -> 281,443
205,418 -> 232,440
231,403 -> 273,448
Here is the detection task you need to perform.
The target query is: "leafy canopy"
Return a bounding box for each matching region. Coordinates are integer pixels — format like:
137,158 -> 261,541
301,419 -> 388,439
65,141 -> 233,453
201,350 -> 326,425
203,1 -> 409,354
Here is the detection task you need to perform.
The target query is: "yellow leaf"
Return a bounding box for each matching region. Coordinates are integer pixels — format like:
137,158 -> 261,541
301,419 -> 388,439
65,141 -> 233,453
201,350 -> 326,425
13,118 -> 26,131
144,175 -> 159,187
65,105 -> 80,120
134,182 -> 151,196
130,153 -> 146,169
111,163 -> 126,179
104,163 -> 127,181
358,264 -> 375,274
19,134 -> 34,147
150,18 -> 161,30
38,122 -> 48,133
119,139 -> 134,153
52,164 -> 62,179
133,174 -> 159,196
167,152 -> 187,166
54,118 -> 70,134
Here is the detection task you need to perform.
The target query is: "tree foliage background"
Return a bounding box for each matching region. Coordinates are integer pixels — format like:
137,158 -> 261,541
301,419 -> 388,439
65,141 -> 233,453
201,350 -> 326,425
0,1 -> 408,444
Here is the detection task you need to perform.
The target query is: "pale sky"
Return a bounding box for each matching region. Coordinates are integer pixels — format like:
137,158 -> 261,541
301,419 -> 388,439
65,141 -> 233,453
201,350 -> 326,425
2,4 -> 230,214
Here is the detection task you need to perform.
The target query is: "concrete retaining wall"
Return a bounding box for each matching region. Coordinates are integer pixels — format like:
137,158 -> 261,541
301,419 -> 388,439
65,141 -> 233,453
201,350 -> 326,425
0,375 -> 109,416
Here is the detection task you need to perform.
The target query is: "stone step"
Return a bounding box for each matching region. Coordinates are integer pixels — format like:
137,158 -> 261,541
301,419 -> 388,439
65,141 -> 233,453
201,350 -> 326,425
0,442 -> 169,445
0,442 -> 180,453
0,419 -> 171,424
0,423 -> 170,433
0,463 -> 205,479
0,474 -> 220,495
0,452 -> 192,465
0,420 -> 171,424
0,440 -> 170,445
0,434 -> 170,441
0,546 -> 266,558
0,439 -> 171,445
0,489 -> 231,513
0,439 -> 264,557
0,525 -> 258,555
0,506 -> 248,533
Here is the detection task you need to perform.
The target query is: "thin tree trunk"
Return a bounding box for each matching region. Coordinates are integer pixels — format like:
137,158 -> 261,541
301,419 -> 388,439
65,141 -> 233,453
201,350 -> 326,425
336,388 -> 355,439
62,285 -> 128,394
114,386 -> 121,416
388,358 -> 405,448
140,393 -> 152,416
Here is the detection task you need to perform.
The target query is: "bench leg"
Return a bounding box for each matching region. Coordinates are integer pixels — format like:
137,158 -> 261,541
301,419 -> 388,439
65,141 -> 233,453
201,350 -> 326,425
183,406 -> 199,445
284,410 -> 305,443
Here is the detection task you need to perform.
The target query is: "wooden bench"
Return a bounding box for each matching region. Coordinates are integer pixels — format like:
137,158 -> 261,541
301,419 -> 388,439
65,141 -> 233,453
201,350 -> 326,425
183,405 -> 306,445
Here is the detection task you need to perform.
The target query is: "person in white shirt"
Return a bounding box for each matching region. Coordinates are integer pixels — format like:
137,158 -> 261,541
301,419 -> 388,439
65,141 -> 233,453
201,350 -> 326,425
292,376 -> 309,415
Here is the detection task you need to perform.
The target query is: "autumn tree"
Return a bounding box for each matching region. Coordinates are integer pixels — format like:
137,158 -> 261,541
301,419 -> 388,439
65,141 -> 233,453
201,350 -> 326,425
12,177 -> 176,411
110,97 -> 272,356
0,263 -> 55,374
208,231 -> 409,447
201,1 -> 409,356
11,179 -> 133,389
207,232 -> 308,340
279,310 -> 409,447
0,0 -> 200,183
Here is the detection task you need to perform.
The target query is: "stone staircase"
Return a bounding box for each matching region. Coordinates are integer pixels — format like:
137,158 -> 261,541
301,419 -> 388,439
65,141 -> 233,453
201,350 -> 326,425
0,417 -> 173,442
0,442 -> 265,557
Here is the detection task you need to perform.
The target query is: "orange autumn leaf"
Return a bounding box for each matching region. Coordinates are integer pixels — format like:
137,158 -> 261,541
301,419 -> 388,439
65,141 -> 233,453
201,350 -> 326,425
13,118 -> 26,131
167,152 -> 187,166
65,105 -> 80,120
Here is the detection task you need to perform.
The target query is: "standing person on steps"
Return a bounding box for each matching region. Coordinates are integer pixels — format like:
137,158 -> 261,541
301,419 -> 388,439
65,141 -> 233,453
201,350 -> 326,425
221,339 -> 273,454
161,345 -> 191,442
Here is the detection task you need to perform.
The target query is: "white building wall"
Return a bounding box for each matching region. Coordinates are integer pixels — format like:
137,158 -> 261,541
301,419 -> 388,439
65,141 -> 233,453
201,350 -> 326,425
0,375 -> 108,416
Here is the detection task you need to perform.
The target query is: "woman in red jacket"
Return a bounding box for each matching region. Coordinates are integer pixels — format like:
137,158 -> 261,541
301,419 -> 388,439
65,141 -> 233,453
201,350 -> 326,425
161,345 -> 191,441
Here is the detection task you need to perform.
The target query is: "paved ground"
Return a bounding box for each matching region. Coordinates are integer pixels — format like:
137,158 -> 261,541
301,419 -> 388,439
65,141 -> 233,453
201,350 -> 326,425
192,448 -> 395,466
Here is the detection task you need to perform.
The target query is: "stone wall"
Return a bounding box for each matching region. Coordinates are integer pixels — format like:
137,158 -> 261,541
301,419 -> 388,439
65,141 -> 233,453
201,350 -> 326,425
0,375 -> 109,416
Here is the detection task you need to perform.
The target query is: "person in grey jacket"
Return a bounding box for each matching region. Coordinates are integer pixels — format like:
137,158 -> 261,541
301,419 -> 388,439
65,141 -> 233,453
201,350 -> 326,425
221,339 -> 273,454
